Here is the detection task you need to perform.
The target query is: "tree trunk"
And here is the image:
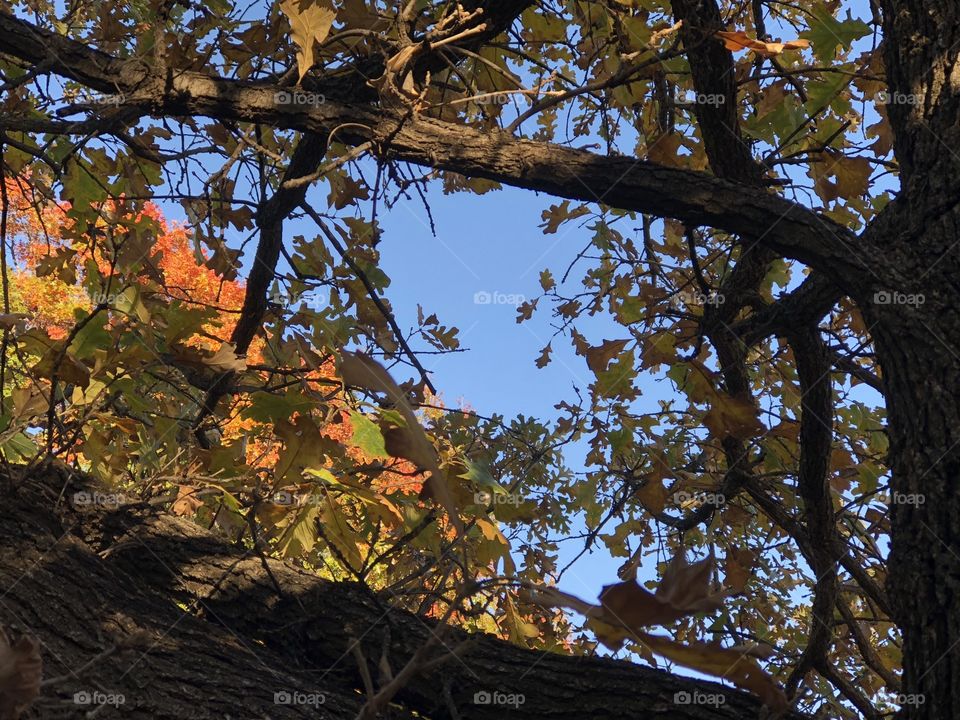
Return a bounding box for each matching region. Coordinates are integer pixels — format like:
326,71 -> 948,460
868,247 -> 960,720
874,2 -> 960,716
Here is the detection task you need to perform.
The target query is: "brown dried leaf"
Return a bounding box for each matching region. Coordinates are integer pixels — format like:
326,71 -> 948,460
31,348 -> 90,389
585,339 -> 630,374
279,0 -> 337,82
716,30 -> 810,57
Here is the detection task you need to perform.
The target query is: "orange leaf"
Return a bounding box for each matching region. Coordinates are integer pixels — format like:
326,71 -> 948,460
716,30 -> 810,57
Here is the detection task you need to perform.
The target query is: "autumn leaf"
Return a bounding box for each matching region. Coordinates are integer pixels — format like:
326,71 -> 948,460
530,551 -> 731,631
171,485 -> 205,516
637,633 -> 787,712
526,551 -> 787,710
31,347 -> 91,389
318,491 -> 364,569
597,553 -> 730,629
349,411 -> 389,458
716,30 -> 810,57
279,0 -> 337,82
535,342 -> 552,368
539,201 -> 590,234
646,133 -> 683,165
634,477 -> 669,515
584,339 -> 630,374
11,384 -> 48,421
724,547 -> 757,593
205,342 -> 247,373
703,390 -> 765,441
539,269 -> 555,292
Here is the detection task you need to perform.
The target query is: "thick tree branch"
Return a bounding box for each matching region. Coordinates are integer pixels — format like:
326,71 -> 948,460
1,469 -> 808,720
783,328 -> 840,700
735,273 -> 842,347
0,11 -> 871,287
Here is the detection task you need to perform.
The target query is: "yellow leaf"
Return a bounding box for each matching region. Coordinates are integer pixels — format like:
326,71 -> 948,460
319,492 -> 364,570
279,0 -> 337,82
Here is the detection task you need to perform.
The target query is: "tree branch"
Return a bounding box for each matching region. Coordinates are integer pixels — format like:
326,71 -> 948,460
0,11 -> 872,287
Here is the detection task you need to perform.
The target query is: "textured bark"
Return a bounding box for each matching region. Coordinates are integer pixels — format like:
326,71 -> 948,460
0,470 -> 805,720
869,3 -> 960,718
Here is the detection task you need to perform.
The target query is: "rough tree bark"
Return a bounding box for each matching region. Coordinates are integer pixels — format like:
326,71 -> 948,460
0,469 -> 805,719
867,3 -> 960,717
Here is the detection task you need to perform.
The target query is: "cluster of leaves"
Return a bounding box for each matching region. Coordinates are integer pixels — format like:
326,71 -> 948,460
0,178 -> 571,648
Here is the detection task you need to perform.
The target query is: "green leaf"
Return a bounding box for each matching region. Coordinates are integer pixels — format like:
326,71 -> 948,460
801,4 -> 871,61
459,458 -> 503,493
349,412 -> 389,458
243,391 -> 315,422
69,313 -> 111,360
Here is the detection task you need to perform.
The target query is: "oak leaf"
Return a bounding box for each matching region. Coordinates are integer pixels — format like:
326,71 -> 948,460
279,0 -> 337,81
